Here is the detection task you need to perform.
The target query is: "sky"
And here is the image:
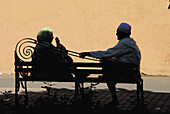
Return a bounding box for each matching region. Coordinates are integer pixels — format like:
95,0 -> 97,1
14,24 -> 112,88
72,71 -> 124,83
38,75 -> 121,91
0,0 -> 170,75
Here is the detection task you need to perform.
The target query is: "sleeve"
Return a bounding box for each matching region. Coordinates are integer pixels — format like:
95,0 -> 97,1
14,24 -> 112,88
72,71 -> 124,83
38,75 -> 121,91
90,41 -> 127,58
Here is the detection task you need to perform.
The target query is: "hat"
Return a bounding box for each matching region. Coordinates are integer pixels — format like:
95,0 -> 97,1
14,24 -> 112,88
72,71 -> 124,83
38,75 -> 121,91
118,23 -> 131,33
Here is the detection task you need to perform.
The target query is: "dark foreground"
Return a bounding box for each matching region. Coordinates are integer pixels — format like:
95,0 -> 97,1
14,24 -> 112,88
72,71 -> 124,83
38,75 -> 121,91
0,88 -> 170,114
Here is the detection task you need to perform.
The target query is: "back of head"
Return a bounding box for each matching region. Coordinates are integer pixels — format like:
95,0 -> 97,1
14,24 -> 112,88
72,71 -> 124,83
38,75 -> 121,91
37,27 -> 53,43
117,23 -> 131,40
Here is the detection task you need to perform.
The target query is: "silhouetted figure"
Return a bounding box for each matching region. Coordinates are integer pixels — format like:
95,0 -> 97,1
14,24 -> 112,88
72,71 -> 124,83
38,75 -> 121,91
79,23 -> 141,105
32,27 -> 73,79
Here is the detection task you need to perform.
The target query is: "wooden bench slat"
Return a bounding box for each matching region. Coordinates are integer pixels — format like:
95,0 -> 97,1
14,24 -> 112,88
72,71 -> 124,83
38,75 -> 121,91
15,68 -> 33,72
15,62 -> 138,67
15,62 -> 33,66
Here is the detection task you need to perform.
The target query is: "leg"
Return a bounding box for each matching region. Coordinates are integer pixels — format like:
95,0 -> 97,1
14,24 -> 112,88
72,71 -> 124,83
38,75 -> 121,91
106,81 -> 118,105
102,58 -> 119,105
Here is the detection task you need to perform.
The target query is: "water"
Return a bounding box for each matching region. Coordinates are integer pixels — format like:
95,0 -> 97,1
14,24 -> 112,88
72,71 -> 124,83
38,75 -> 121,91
0,74 -> 170,93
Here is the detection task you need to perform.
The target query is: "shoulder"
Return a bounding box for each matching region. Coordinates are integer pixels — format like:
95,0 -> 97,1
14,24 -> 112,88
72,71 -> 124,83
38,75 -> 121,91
119,37 -> 131,42
120,37 -> 136,44
117,38 -> 129,45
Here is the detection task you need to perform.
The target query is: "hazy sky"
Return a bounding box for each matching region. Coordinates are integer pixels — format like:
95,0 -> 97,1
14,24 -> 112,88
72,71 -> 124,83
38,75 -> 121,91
0,0 -> 170,75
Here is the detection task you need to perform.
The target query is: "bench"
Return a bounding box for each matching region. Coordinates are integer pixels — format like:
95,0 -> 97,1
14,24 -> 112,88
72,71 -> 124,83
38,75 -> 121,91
14,38 -> 144,106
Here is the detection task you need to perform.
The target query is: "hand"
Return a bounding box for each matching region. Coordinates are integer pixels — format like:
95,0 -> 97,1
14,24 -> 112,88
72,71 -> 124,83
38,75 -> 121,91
79,52 -> 90,58
79,52 -> 86,58
55,37 -> 60,44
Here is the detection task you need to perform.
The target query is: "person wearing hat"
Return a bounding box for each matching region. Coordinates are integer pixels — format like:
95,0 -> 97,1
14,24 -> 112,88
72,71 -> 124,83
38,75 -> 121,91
79,22 -> 141,105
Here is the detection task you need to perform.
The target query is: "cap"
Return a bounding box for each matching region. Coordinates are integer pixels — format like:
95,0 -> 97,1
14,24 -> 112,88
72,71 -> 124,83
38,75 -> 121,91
118,23 -> 131,33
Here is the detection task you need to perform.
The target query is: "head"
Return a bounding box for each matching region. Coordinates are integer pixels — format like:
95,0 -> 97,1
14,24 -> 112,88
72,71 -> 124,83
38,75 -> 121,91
116,23 -> 131,40
37,27 -> 54,43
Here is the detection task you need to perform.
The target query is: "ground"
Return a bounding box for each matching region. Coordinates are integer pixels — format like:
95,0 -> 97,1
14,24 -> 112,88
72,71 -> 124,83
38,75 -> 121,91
0,88 -> 170,114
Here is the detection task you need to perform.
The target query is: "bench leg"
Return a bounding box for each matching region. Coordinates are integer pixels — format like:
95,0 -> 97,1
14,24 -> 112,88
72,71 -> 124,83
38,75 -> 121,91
137,81 -> 140,106
15,72 -> 20,106
80,82 -> 84,95
75,81 -> 79,99
20,80 -> 28,105
75,81 -> 85,100
137,79 -> 144,109
140,79 -> 144,105
24,80 -> 28,105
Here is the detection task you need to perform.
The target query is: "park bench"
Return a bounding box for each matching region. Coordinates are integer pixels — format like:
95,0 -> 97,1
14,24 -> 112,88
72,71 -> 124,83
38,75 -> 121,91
14,38 -> 144,106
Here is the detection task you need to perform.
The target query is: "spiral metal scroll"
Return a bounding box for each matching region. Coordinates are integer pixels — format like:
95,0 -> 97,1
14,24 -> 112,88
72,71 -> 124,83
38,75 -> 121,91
15,38 -> 37,62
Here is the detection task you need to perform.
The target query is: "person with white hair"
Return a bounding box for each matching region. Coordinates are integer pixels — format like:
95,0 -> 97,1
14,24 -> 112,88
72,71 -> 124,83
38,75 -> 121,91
32,27 -> 73,79
79,22 -> 141,105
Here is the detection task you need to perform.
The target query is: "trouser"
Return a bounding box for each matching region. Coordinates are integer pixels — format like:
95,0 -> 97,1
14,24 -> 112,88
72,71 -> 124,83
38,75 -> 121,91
101,58 -> 119,103
106,81 -> 118,103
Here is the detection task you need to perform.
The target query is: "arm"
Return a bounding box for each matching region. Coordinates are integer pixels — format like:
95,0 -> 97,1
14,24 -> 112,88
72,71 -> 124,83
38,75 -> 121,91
79,39 -> 132,59
90,41 -> 127,58
79,42 -> 124,59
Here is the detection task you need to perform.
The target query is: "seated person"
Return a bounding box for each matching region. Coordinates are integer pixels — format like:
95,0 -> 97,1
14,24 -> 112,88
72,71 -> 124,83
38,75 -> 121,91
32,27 -> 73,79
79,22 -> 141,105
